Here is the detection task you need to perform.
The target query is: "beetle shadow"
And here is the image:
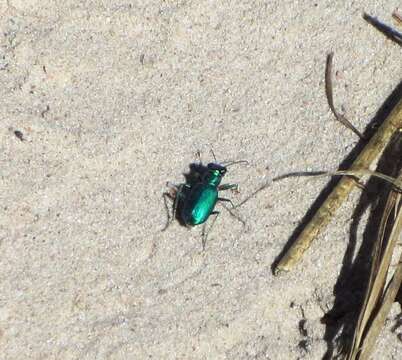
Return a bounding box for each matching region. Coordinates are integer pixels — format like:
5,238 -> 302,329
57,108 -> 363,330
165,162 -> 209,227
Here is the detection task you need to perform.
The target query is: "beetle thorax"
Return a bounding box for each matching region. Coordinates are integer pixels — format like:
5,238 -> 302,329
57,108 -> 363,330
204,169 -> 223,187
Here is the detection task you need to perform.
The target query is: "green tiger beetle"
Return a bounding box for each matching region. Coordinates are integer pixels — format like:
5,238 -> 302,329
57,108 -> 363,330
163,152 -> 247,249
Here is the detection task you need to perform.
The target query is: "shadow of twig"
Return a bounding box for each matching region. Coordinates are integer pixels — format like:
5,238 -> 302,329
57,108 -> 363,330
320,81 -> 402,359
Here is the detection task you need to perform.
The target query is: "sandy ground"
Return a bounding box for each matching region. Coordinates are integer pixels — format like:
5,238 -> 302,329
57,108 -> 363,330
1,1 -> 402,359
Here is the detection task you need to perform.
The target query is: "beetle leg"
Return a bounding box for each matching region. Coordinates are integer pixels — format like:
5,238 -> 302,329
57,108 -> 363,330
162,183 -> 187,231
201,223 -> 207,250
202,211 -> 220,250
172,183 -> 186,222
218,183 -> 239,191
166,181 -> 190,192
218,197 -> 235,208
233,181 -> 271,209
161,192 -> 174,231
219,202 -> 246,227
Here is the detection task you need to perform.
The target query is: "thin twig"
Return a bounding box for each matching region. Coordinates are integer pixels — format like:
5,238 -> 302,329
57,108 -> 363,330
275,86 -> 402,274
325,52 -> 365,139
347,170 -> 402,359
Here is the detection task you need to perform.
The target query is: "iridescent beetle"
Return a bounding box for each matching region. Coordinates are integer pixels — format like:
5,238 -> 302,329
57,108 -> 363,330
163,152 -> 247,248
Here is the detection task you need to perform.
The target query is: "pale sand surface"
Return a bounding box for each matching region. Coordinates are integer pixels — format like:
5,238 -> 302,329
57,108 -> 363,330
1,1 -> 402,359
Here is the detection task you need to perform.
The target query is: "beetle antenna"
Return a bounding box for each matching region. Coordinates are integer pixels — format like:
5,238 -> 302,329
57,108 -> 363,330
222,160 -> 249,167
195,150 -> 202,163
210,148 -> 217,163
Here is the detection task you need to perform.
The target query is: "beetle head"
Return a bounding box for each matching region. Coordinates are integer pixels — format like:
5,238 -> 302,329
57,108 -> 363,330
207,162 -> 227,176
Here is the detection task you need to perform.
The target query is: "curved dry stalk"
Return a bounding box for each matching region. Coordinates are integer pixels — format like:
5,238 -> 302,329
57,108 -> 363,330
325,53 -> 365,139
